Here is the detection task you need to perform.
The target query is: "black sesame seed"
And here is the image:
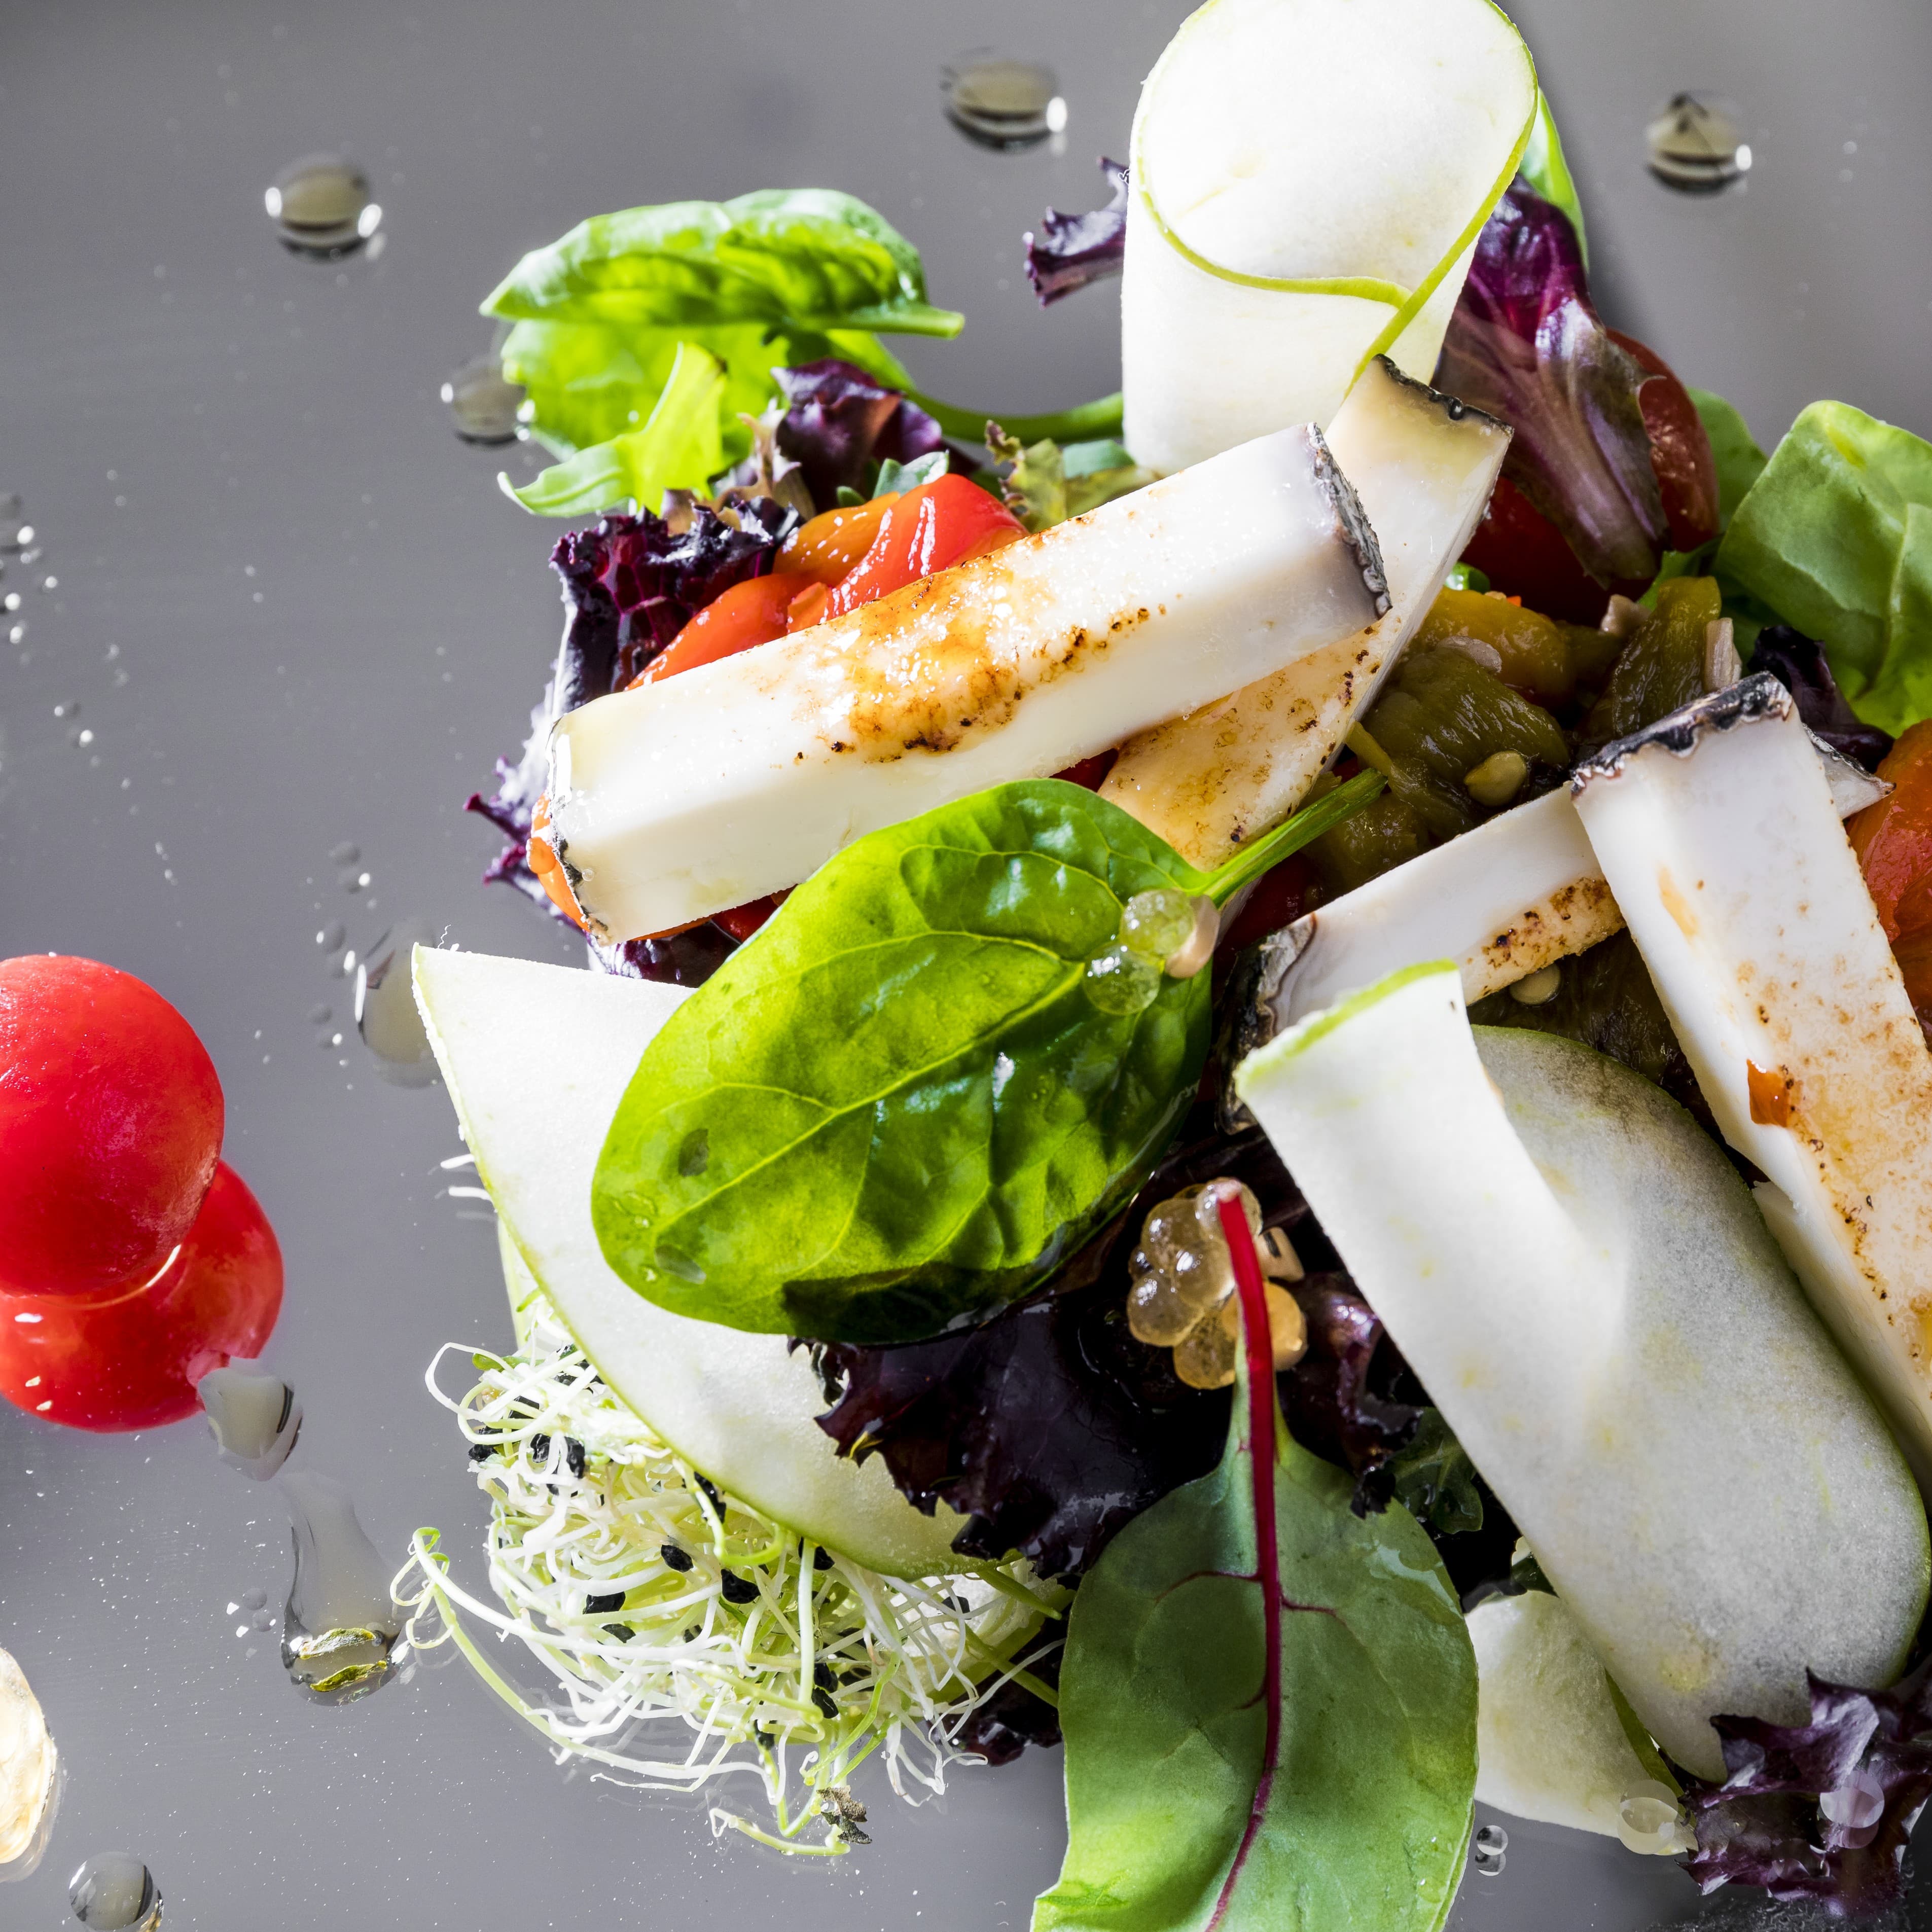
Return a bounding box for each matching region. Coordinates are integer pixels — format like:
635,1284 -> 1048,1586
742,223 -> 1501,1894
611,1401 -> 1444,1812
563,1438 -> 588,1479
719,1571 -> 760,1605
813,1661 -> 837,1692
812,1688 -> 838,1719
584,1590 -> 625,1615
693,1472 -> 725,1518
754,1726 -> 775,1749
528,1432 -> 551,1464
603,1623 -> 633,1643
660,1542 -> 694,1573
468,1443 -> 496,1464
682,1625 -> 701,1643
813,1545 -> 834,1571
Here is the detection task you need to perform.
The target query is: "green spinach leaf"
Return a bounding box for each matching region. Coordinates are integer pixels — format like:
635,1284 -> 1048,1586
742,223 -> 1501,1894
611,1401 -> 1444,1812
1716,399 -> 1932,733
1034,1201 -> 1478,1931
591,775 -> 1380,1344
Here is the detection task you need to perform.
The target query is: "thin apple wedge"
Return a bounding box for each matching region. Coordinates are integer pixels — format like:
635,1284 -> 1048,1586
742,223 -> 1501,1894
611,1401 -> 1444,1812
1234,963 -> 1928,1779
411,944 -> 968,1579
1121,0 -> 1537,473
1101,356 -> 1510,869
546,423 -> 1387,941
1572,673 -> 1932,1487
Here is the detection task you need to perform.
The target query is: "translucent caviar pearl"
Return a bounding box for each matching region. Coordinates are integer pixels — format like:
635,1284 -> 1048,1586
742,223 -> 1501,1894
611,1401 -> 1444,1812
1120,889 -> 1197,959
1617,1780 -> 1689,1854
1173,1295 -> 1240,1389
1085,943 -> 1162,1015
1126,1182 -> 1284,1388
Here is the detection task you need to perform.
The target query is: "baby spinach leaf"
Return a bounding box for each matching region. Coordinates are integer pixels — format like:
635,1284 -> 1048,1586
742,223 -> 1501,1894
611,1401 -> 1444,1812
591,775 -> 1380,1345
1033,1199 -> 1477,1932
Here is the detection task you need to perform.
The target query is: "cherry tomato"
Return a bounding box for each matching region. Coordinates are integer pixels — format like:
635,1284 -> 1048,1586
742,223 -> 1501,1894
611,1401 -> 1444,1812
0,1162 -> 282,1431
1460,330 -> 1720,623
1055,752 -> 1118,792
637,571 -> 814,685
711,892 -> 788,943
0,956 -> 224,1297
819,475 -> 1025,624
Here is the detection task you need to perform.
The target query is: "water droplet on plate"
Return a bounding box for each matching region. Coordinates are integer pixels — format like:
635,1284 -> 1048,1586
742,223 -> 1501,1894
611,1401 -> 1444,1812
264,155 -> 383,257
1474,1823 -> 1508,1856
279,1472 -> 402,1704
314,920 -> 346,951
942,55 -> 1065,149
354,916 -> 441,1088
1647,94 -> 1750,193
68,1852 -> 160,1930
442,356 -> 526,446
198,1362 -> 302,1479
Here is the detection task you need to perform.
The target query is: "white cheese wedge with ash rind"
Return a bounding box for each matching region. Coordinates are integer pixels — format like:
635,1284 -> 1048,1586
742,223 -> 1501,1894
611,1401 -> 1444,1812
1571,673 -> 1932,1489
545,423 -> 1387,941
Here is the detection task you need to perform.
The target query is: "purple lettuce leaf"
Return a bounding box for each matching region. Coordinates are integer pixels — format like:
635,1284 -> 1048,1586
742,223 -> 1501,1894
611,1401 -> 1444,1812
1754,624 -> 1896,773
1024,158 -> 1128,306
953,1615 -> 1067,1766
1435,181 -> 1667,587
772,359 -> 946,508
1681,1658 -> 1932,1914
466,498 -> 796,932
804,1103 -> 1426,1580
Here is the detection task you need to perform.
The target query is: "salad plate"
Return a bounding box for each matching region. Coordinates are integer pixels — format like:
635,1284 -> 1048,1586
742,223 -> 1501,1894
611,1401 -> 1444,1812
3,1 -> 1930,1928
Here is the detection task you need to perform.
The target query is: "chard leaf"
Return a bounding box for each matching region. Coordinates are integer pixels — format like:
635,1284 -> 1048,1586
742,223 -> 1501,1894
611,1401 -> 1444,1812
483,189 -> 963,338
1716,400 -> 1932,733
592,776 -> 1380,1345
1033,1196 -> 1477,1932
1687,387 -> 1767,528
504,342 -> 727,516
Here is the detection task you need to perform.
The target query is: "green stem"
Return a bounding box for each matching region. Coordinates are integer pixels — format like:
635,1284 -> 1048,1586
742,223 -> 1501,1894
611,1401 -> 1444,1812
908,388 -> 1125,446
1202,770 -> 1386,907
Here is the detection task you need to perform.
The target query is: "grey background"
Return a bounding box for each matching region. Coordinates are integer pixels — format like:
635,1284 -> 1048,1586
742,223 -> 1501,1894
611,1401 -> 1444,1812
1,0 -> 1928,1925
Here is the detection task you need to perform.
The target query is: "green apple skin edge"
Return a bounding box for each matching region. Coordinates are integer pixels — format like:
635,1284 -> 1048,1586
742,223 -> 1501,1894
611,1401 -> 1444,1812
411,944 -> 969,1579
1120,0 -> 1537,474
1235,961 -> 1928,1779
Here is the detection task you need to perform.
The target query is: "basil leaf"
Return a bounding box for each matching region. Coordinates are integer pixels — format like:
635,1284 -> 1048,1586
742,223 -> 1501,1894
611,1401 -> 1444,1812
1034,1248 -> 1477,1931
591,776 -> 1379,1344
484,189 -> 963,339
1717,400 -> 1932,733
502,342 -> 727,517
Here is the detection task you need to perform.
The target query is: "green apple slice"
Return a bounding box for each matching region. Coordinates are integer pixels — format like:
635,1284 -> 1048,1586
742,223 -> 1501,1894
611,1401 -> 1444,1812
412,944 -> 969,1579
1121,0 -> 1538,473
1469,1589 -> 1680,1845
1235,963 -> 1928,1779
1101,356 -> 1510,869
1571,674 -> 1932,1490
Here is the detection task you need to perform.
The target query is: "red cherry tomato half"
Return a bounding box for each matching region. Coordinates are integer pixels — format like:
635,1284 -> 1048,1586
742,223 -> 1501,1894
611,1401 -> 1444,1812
0,1162 -> 282,1432
1852,722 -> 1932,944
0,955 -> 224,1296
637,571 -> 815,685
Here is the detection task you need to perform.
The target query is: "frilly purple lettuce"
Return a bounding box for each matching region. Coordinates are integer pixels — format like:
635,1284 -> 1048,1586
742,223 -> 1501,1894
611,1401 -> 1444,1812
1682,1657 -> 1932,1915
803,1104 -> 1429,1580
1753,624 -> 1896,772
772,359 -> 946,508
466,498 -> 796,944
1024,159 -> 1128,306
1436,182 -> 1667,587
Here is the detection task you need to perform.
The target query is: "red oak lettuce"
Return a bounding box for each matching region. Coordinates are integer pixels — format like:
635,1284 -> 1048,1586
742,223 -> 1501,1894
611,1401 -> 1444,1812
1024,159 -> 1128,306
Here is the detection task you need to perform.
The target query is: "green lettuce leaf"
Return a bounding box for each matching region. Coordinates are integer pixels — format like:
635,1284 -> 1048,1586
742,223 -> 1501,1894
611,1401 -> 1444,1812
503,342 -> 728,516
1033,1234 -> 1477,1931
1687,387 -> 1767,528
483,189 -> 963,338
1716,400 -> 1932,732
590,775 -> 1380,1345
